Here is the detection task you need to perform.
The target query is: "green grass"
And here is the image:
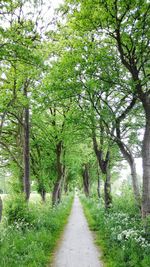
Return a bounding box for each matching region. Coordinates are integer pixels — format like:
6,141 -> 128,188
81,194 -> 150,267
0,194 -> 73,267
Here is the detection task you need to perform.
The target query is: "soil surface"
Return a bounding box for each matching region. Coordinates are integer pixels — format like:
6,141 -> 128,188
52,195 -> 103,267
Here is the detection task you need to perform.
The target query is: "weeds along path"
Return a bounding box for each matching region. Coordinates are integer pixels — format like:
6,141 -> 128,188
51,195 -> 103,267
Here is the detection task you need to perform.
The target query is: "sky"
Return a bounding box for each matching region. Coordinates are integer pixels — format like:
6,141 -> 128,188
1,0 -> 64,29
51,0 -> 64,8
34,0 -> 65,33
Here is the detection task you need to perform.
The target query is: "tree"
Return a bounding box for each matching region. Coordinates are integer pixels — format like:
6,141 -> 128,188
60,0 -> 150,217
0,0 -> 45,200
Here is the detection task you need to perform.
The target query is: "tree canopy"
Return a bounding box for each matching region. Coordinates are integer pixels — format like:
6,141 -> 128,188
0,0 -> 150,218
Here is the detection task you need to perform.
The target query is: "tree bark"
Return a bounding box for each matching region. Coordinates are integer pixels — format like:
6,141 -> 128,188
141,101 -> 150,217
40,189 -> 46,202
0,196 -> 2,222
57,183 -> 62,203
61,161 -> 66,195
130,160 -> 141,204
92,133 -> 112,208
82,164 -> 90,197
97,176 -> 101,199
52,180 -> 61,205
64,174 -> 69,194
23,85 -> 30,201
52,141 -> 63,205
104,167 -> 112,209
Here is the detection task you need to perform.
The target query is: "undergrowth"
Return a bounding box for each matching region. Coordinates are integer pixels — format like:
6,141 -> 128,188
81,190 -> 150,267
0,194 -> 73,267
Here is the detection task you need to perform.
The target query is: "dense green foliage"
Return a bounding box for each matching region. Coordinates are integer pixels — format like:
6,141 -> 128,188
82,192 -> 150,267
0,0 -> 150,265
0,194 -> 73,267
0,0 -> 149,208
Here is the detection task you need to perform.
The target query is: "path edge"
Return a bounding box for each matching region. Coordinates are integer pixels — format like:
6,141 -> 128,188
48,195 -> 74,267
80,196 -> 106,267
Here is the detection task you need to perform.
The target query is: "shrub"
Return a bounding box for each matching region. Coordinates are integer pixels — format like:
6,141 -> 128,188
4,194 -> 35,225
81,194 -> 150,267
0,194 -> 73,267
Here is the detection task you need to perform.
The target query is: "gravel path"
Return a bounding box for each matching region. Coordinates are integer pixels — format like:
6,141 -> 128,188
52,195 -> 103,267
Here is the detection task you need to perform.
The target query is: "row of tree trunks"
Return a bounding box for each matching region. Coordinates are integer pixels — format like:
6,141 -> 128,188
92,131 -> 112,209
82,164 -> 101,200
90,98 -> 141,208
0,83 -> 31,203
115,25 -> 150,218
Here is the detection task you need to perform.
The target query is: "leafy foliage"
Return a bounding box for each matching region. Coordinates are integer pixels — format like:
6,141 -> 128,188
0,194 -> 73,267
82,192 -> 150,267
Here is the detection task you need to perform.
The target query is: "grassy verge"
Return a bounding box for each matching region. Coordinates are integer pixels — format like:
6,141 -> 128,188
0,194 -> 73,267
81,195 -> 150,267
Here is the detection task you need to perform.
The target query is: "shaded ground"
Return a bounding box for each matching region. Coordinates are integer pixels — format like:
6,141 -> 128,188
52,195 -> 103,267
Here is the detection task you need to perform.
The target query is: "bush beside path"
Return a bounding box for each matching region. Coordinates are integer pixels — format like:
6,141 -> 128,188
81,195 -> 150,267
0,194 -> 73,267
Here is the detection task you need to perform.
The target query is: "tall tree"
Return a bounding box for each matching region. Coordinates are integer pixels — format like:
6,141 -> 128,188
61,0 -> 150,217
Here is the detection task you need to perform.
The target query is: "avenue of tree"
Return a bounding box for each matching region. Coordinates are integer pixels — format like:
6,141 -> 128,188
0,0 -> 150,218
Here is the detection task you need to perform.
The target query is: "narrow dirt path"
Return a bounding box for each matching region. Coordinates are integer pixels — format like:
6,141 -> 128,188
52,195 -> 103,267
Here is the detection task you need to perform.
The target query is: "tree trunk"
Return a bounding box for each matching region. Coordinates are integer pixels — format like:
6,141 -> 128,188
104,166 -> 112,209
92,134 -> 112,208
52,180 -> 61,205
52,141 -> 63,205
116,139 -> 141,206
52,178 -> 63,205
19,112 -> 24,192
64,183 -> 68,193
142,103 -> 150,217
23,86 -> 30,201
130,160 -> 141,205
0,196 -> 2,222
57,172 -> 65,203
114,24 -> 150,216
97,176 -> 101,199
41,189 -> 46,202
64,174 -> 69,194
82,164 -> 90,197
57,183 -> 62,203
61,162 -> 66,196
